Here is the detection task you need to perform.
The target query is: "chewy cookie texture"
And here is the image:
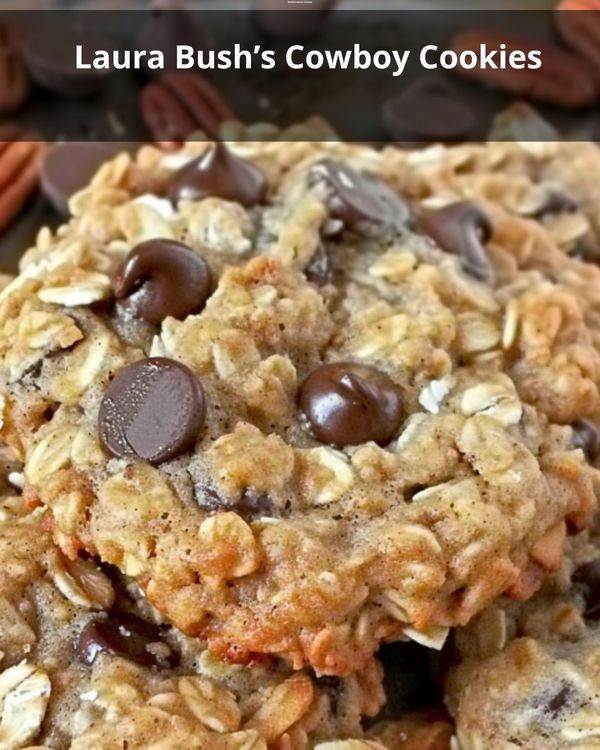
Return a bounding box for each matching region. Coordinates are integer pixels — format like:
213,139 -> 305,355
0,127 -> 599,678
0,494 -> 388,749
447,527 -> 600,750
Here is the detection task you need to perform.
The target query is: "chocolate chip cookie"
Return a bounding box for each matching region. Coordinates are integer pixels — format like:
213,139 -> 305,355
446,529 -> 600,750
0,492 -> 388,749
1,127 -> 599,675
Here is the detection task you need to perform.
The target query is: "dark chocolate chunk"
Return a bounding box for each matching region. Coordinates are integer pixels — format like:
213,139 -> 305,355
312,159 -> 410,233
113,239 -> 213,326
382,77 -> 475,143
169,141 -> 267,207
41,142 -> 122,217
98,357 -> 205,464
253,1 -> 335,39
572,418 -> 600,462
573,558 -> 600,620
300,362 -> 404,448
23,28 -> 114,96
76,613 -> 177,668
420,201 -> 494,284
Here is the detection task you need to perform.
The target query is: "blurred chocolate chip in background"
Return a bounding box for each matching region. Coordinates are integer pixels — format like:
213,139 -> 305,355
253,0 -> 336,39
41,142 -> 123,216
135,7 -> 213,79
382,76 -> 475,143
23,27 -> 116,97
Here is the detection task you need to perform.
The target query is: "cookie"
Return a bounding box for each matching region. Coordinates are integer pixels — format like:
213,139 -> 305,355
1,126 -> 598,675
0,493 -> 388,749
446,531 -> 600,750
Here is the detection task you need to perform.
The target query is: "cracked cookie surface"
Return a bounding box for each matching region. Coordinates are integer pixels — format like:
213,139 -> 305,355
1,127 -> 599,674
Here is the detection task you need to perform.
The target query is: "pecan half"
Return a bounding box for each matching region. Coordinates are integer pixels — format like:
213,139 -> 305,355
0,133 -> 46,232
0,23 -> 29,113
452,29 -> 599,109
556,0 -> 600,73
140,71 -> 234,148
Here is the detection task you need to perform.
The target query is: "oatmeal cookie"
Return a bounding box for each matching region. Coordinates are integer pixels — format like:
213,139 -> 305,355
0,494 -> 387,750
446,529 -> 600,750
1,124 -> 599,674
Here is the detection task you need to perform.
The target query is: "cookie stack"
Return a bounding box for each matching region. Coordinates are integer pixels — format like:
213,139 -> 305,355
0,128 -> 599,749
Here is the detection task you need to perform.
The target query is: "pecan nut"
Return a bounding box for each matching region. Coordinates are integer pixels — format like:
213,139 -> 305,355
140,71 -> 234,147
451,28 -> 599,109
0,24 -> 29,113
556,0 -> 600,73
0,133 -> 46,232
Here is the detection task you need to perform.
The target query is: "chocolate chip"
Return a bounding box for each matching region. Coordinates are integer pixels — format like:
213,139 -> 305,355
169,141 -> 267,207
76,614 -> 177,668
98,357 -> 205,464
533,187 -> 579,218
382,77 -> 475,143
312,159 -> 410,234
572,418 -> 600,462
113,239 -> 212,326
573,558 -> 600,620
24,28 -> 114,97
304,242 -> 333,286
134,10 -> 212,79
420,201 -> 494,284
41,143 -> 122,217
253,3 -> 334,39
300,362 -> 404,447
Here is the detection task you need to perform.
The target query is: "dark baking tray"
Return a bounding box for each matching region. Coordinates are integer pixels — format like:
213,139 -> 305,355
1,7 -> 598,272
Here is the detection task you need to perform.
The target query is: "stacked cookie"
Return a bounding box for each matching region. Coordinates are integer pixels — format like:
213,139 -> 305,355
0,128 -> 599,748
